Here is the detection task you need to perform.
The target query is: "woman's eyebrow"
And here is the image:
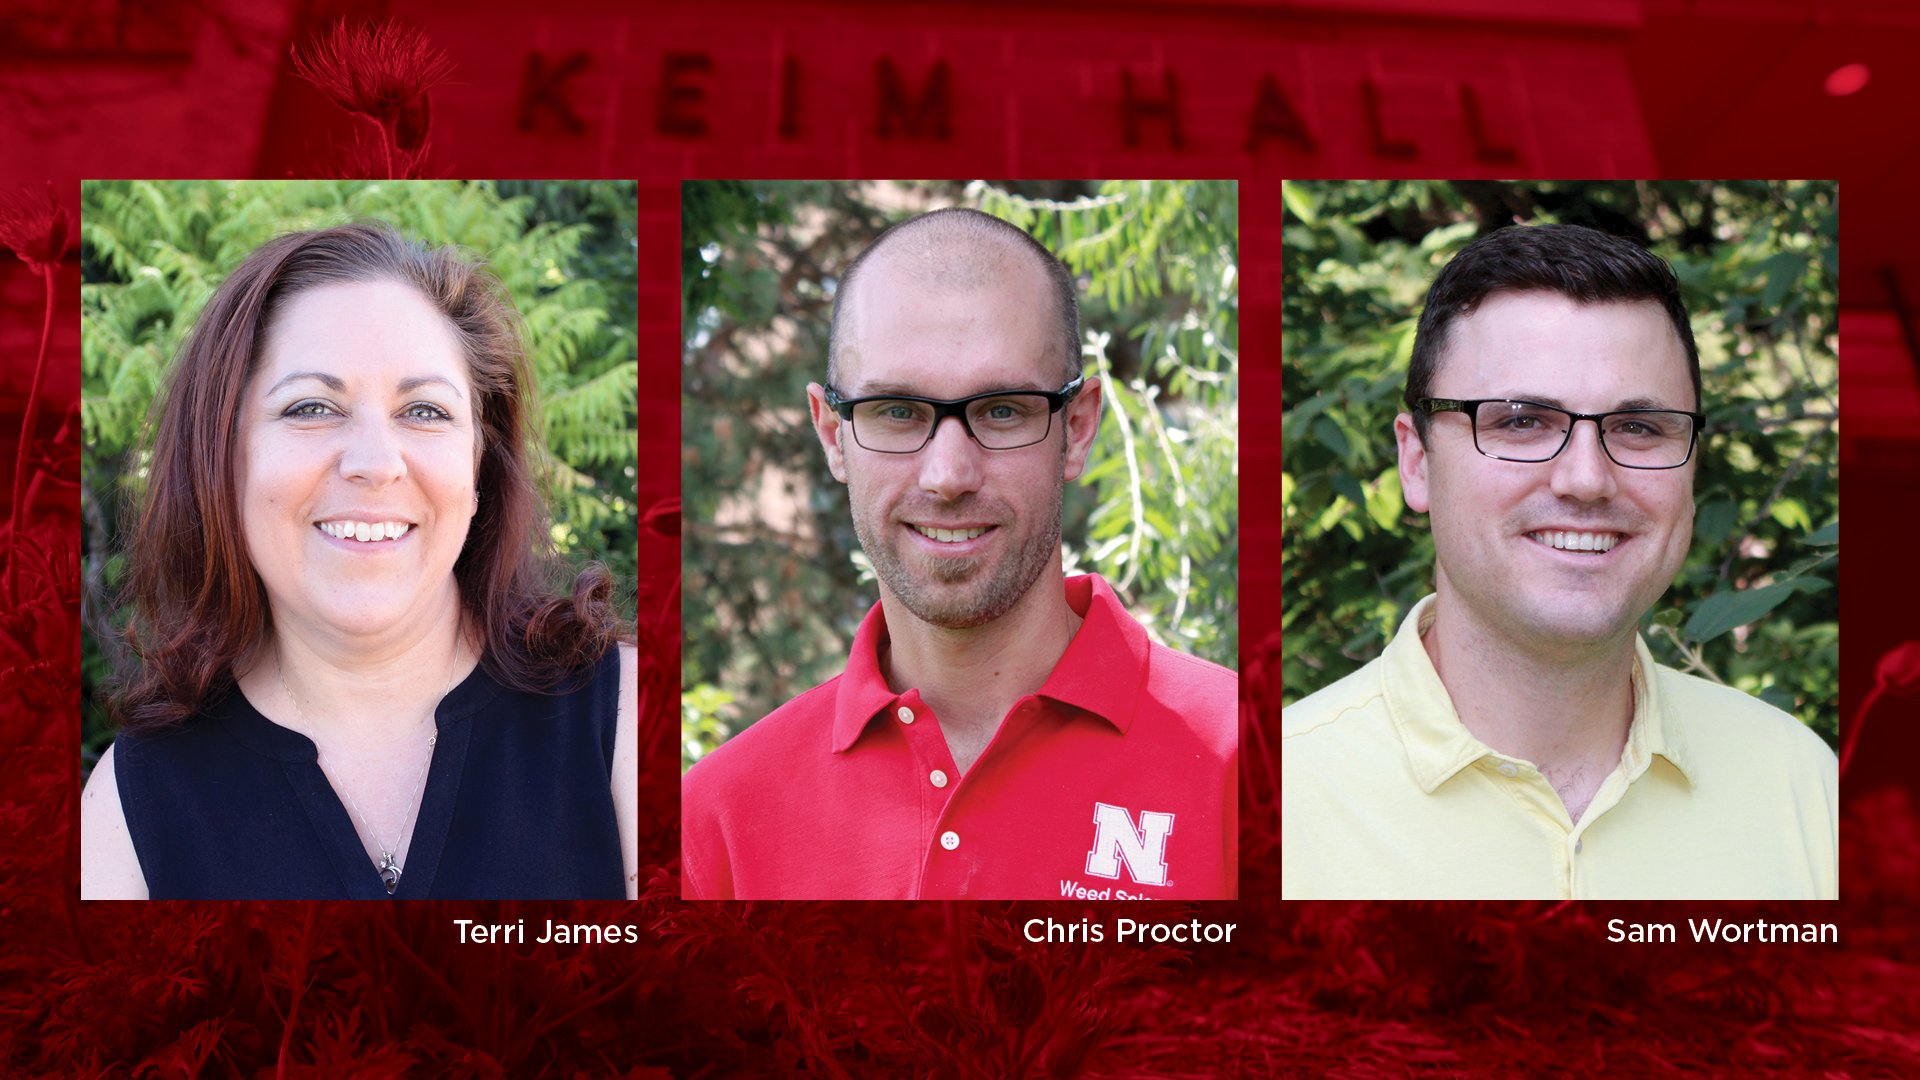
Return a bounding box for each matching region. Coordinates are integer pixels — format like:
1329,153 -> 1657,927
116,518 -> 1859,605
398,374 -> 465,400
263,371 -> 465,400
266,370 -> 345,394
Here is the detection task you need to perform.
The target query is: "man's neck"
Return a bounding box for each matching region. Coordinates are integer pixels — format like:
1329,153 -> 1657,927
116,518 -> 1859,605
1421,593 -> 1635,823
877,569 -> 1082,776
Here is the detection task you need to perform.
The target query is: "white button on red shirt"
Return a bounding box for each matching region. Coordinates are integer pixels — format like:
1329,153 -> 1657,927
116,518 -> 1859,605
939,831 -> 959,850
930,770 -> 948,788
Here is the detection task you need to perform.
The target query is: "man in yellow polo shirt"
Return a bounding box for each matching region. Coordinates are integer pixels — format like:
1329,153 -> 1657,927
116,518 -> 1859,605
1281,224 -> 1837,901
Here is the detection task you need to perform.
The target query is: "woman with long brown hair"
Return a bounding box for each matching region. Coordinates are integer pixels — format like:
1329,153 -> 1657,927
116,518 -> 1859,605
80,221 -> 637,900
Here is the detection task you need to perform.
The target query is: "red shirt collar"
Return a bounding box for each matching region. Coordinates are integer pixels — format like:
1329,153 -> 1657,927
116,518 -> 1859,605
830,573 -> 1151,753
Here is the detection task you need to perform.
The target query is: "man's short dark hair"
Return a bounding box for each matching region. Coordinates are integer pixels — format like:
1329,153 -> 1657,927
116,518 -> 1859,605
1404,223 -> 1701,441
828,207 -> 1081,389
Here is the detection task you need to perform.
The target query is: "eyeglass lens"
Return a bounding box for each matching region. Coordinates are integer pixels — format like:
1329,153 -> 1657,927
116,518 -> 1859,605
1473,401 -> 1694,467
849,393 -> 1056,452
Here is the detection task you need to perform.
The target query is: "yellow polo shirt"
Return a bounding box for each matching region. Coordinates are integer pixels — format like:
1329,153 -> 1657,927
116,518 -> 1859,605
1281,596 -> 1838,900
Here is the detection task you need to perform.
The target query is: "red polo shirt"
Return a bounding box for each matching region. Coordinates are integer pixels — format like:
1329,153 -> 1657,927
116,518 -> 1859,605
681,574 -> 1238,900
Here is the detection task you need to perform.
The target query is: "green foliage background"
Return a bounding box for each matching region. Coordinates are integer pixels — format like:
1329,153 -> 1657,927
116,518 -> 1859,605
80,179 -> 641,770
1281,179 -> 1838,748
682,179 -> 1238,770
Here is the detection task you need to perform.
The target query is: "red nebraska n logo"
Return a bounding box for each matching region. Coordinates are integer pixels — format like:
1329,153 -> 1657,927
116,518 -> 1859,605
1084,803 -> 1174,887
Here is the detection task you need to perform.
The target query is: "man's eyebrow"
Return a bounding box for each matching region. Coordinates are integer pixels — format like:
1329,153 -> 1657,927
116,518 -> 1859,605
1502,393 -> 1684,412
1608,396 -> 1677,412
851,379 -> 1051,397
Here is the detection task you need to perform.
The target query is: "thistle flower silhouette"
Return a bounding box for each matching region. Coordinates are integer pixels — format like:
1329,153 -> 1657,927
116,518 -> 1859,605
0,182 -> 69,608
0,184 -> 69,274
289,20 -> 453,179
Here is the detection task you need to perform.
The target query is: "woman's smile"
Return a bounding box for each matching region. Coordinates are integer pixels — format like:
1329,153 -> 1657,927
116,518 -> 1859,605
316,519 -> 416,545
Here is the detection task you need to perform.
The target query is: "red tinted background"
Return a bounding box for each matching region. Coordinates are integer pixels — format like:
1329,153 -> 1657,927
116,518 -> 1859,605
4,0 -> 1916,1075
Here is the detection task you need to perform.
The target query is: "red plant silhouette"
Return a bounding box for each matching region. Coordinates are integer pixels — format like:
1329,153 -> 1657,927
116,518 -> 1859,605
0,182 -> 68,608
1844,641 -> 1920,778
0,183 -> 79,981
289,20 -> 454,179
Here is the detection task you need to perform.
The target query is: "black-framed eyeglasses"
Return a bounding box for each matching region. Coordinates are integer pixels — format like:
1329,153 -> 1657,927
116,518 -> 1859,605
824,377 -> 1086,453
1416,398 -> 1705,470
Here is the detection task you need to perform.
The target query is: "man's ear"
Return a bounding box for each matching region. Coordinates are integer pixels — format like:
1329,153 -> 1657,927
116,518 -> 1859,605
1394,412 -> 1432,514
807,382 -> 849,483
1061,376 -> 1104,482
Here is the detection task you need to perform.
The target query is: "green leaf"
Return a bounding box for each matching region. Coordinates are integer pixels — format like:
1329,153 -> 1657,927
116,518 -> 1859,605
1768,497 -> 1811,533
1757,685 -> 1798,714
1778,551 -> 1835,581
1390,317 -> 1418,367
1328,471 -> 1366,511
1313,417 -> 1351,458
1281,181 -> 1319,224
1142,506 -> 1177,538
1283,392 -> 1335,443
1684,582 -> 1797,643
1756,252 -> 1809,314
1802,521 -> 1839,545
1077,451 -> 1129,486
1417,221 -> 1477,253
1340,626 -> 1382,658
1693,499 -> 1738,546
1365,467 -> 1402,530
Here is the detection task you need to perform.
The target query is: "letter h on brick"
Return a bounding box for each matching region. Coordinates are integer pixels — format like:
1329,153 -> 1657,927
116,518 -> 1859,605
1084,803 -> 1174,887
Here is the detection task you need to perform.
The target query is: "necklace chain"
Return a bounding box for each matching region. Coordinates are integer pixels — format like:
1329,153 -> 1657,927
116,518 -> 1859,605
277,646 -> 459,895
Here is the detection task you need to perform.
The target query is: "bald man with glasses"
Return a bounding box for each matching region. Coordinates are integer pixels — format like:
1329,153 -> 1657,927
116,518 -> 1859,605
683,208 -> 1237,901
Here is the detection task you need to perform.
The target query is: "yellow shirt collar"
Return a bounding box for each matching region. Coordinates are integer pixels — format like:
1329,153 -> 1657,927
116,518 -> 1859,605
1382,594 -> 1698,794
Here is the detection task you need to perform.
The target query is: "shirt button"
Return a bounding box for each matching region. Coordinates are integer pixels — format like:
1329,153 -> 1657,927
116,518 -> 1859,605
940,831 -> 959,850
897,706 -> 915,724
930,770 -> 948,788
1499,763 -> 1519,778
1575,839 -> 1584,854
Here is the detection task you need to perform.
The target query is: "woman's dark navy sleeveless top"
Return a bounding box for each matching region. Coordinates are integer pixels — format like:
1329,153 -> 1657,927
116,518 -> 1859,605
113,648 -> 625,900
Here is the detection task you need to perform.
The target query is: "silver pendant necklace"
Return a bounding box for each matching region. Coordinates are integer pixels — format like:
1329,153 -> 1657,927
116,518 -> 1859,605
278,646 -> 458,895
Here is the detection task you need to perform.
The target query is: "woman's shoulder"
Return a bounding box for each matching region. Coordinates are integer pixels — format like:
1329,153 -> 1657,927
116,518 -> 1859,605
112,686 -> 253,760
521,640 -> 625,696
465,642 -> 628,755
81,743 -> 150,899
118,683 -> 319,768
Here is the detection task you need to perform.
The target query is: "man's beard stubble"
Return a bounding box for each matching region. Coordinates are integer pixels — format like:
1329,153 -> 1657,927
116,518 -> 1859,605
849,476 -> 1064,631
